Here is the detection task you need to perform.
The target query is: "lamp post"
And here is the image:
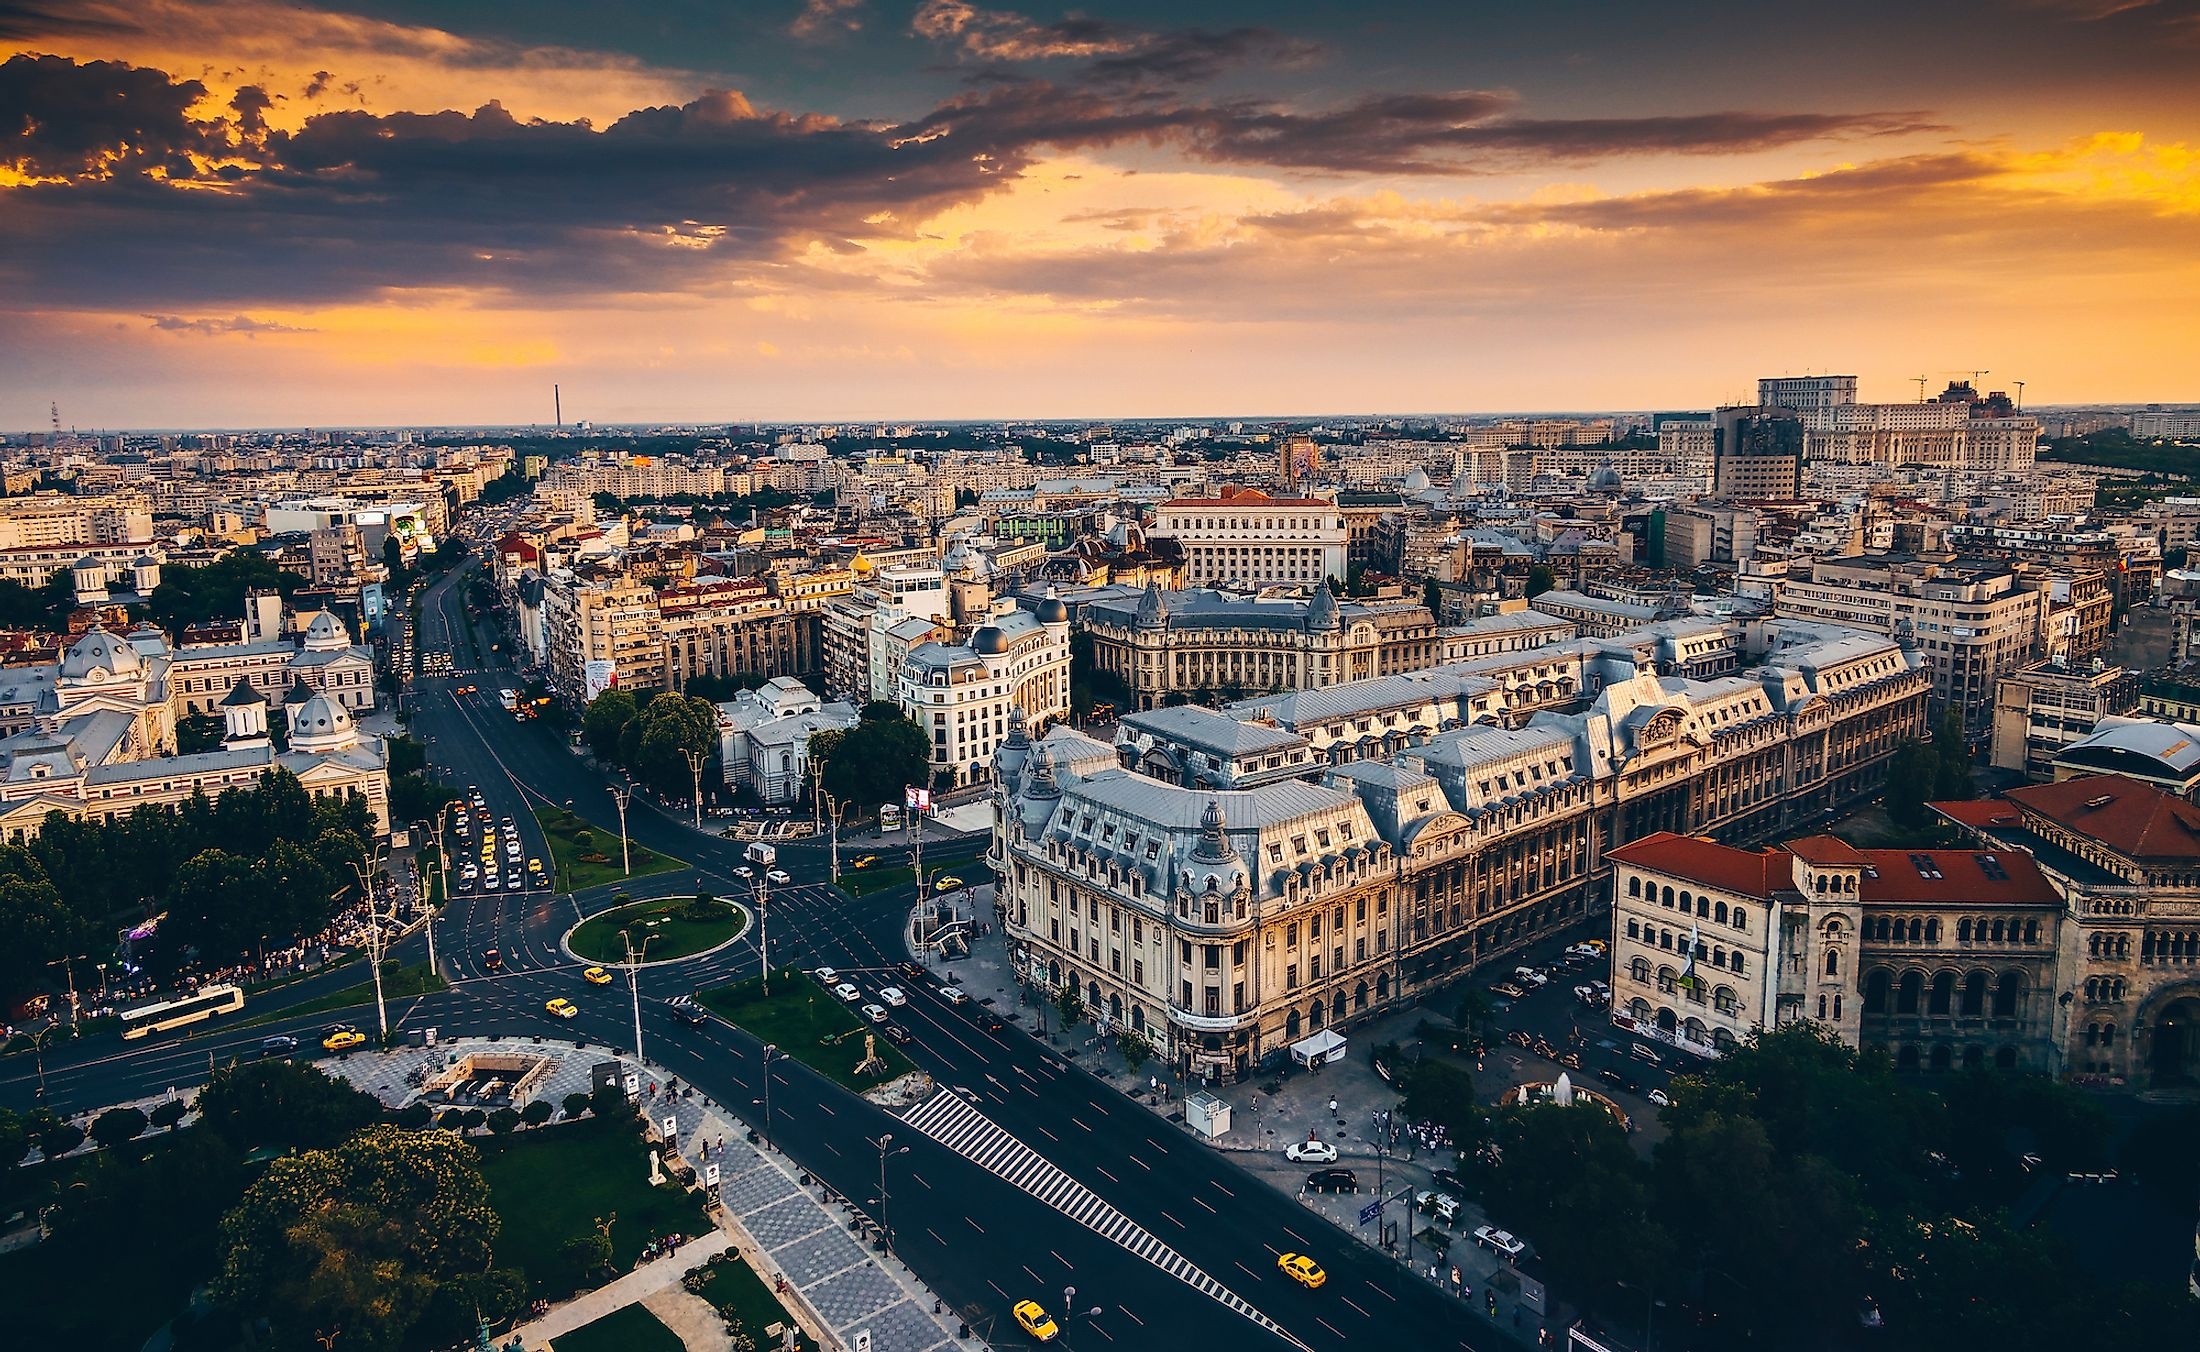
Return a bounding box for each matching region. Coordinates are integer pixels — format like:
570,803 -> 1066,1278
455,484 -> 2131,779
683,747 -> 707,831
609,781 -> 634,877
623,930 -> 654,1063
46,955 -> 82,1025
823,791 -> 848,884
752,1043 -> 778,1148
873,1133 -> 911,1258
756,878 -> 772,996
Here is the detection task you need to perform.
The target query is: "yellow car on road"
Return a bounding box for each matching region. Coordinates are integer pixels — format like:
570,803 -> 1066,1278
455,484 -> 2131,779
1012,1300 -> 1058,1341
583,966 -> 614,986
931,875 -> 964,892
1277,1252 -> 1327,1289
545,997 -> 579,1019
321,1027 -> 367,1052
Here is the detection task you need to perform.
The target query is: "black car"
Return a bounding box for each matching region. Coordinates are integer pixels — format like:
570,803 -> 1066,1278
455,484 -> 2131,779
482,948 -> 504,973
1596,1067 -> 1628,1089
1306,1168 -> 1360,1193
1432,1167 -> 1465,1195
260,1035 -> 299,1057
978,1012 -> 1007,1033
881,1024 -> 913,1045
666,997 -> 709,1026
899,961 -> 926,981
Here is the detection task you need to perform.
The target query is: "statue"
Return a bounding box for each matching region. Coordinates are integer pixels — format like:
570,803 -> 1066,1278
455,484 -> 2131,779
853,1032 -> 887,1078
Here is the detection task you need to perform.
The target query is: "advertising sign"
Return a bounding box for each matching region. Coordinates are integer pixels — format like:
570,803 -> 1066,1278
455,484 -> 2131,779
584,659 -> 619,702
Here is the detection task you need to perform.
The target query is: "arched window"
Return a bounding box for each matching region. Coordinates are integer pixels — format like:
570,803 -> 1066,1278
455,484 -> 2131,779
2023,919 -> 2039,944
1630,957 -> 1650,982
1929,971 -> 1954,1015
1714,901 -> 1728,924
1865,968 -> 1892,1013
1660,930 -> 1673,950
1908,918 -> 1924,944
1713,946 -> 1727,968
1925,918 -> 1940,942
1628,876 -> 1642,897
1285,1009 -> 1301,1038
1627,919 -> 1640,940
1962,970 -> 1987,1016
1662,886 -> 1674,907
1993,971 -> 2020,1018
1990,919 -> 2005,943
1897,970 -> 1924,1014
1733,908 -> 1747,933
1679,890 -> 1693,912
1958,918 -> 1972,942
1824,949 -> 1841,977
1732,952 -> 1746,976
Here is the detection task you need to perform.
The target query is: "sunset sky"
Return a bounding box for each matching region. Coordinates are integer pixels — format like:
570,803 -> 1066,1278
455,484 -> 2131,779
3,0 -> 2197,429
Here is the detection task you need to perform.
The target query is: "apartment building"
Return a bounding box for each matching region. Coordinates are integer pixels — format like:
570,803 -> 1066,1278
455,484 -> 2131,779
1773,553 -> 2049,736
1990,660 -> 2140,778
898,601 -> 1070,787
542,572 -> 665,702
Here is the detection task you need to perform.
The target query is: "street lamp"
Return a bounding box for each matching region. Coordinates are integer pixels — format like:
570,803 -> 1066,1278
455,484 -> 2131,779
873,1133 -> 911,1258
609,781 -> 634,877
751,1043 -> 778,1149
756,878 -> 773,996
353,844 -> 392,1042
683,747 -> 707,831
623,930 -> 655,1063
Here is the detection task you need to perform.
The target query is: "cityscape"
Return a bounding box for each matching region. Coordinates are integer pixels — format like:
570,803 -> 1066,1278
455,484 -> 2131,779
3,4 -> 2199,1352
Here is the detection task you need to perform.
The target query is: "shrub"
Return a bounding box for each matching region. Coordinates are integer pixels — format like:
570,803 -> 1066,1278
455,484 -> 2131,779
521,1099 -> 554,1127
592,1082 -> 636,1123
89,1106 -> 148,1149
460,1108 -> 487,1130
487,1107 -> 520,1135
149,1098 -> 188,1131
395,1101 -> 435,1129
562,1091 -> 594,1119
573,830 -> 594,849
438,1108 -> 465,1130
39,1120 -> 84,1158
678,896 -> 728,924
0,1109 -> 28,1165
558,1231 -> 613,1288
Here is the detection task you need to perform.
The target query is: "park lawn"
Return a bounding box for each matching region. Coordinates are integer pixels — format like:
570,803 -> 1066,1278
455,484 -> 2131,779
537,806 -> 684,894
480,1115 -> 708,1299
234,962 -> 446,1030
700,971 -> 917,1092
688,1251 -> 808,1350
551,1303 -> 684,1352
570,895 -> 746,965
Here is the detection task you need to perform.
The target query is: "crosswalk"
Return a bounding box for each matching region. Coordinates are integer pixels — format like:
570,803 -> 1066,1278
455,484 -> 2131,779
901,1090 -> 1308,1351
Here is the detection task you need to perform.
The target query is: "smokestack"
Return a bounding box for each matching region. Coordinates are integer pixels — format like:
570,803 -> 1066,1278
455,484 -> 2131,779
554,383 -> 562,428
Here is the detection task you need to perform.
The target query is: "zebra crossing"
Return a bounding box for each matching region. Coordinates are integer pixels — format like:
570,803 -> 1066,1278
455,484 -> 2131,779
901,1090 -> 1309,1351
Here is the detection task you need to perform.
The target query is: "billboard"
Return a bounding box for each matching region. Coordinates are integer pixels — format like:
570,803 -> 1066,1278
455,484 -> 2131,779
904,786 -> 932,813
584,659 -> 618,702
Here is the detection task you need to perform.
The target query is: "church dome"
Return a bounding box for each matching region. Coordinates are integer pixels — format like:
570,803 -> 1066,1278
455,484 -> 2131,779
302,610 -> 350,651
1402,468 -> 1432,493
1589,462 -> 1623,492
1035,596 -> 1069,626
60,628 -> 142,681
288,692 -> 356,750
971,625 -> 1009,656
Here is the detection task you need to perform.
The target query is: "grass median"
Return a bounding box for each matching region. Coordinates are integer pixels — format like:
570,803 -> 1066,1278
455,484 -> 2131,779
687,1251 -> 809,1351
537,805 -> 684,893
235,961 -> 445,1029
552,1302 -> 685,1352
700,969 -> 917,1092
569,893 -> 746,964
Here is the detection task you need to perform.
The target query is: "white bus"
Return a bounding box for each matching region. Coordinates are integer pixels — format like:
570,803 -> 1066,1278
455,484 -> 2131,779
120,984 -> 246,1040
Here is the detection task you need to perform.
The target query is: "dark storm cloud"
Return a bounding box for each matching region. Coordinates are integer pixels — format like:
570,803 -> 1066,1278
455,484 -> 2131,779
0,52 -> 219,180
0,1 -> 133,40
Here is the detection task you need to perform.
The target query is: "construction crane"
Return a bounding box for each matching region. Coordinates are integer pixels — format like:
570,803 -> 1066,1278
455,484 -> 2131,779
1912,375 -> 1929,400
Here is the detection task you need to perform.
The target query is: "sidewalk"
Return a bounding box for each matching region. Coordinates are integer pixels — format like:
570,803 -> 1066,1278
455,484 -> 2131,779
514,1231 -> 733,1346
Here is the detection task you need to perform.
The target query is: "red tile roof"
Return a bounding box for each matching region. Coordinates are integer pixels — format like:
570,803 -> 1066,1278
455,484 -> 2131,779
1605,831 -> 1792,900
1853,848 -> 2059,907
1995,774 -> 2200,861
1160,486 -> 1333,508
1786,835 -> 1874,866
1932,799 -> 2019,830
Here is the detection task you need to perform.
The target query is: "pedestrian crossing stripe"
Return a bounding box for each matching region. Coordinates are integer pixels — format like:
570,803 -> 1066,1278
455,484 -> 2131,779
901,1091 -> 1309,1351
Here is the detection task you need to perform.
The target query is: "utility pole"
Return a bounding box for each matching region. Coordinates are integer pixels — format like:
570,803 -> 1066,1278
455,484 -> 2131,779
910,786 -> 926,956
756,878 -> 771,996
354,846 -> 391,1041
46,955 -> 82,1024
874,1133 -> 910,1258
756,1043 -> 777,1148
610,781 -> 634,876
683,747 -> 706,831
826,794 -> 845,883
623,930 -> 653,1062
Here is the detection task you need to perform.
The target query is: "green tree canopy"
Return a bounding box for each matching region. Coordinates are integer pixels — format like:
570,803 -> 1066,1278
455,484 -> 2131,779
216,1125 -> 500,1352
583,687 -> 638,762
626,692 -> 718,800
195,1059 -> 385,1152
1526,564 -> 1557,597
817,709 -> 931,808
1479,1101 -> 1666,1317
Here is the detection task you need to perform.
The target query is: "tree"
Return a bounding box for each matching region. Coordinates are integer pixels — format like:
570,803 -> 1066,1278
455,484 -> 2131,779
1399,1061 -> 1487,1165
1115,1030 -> 1153,1073
627,692 -> 718,800
592,1082 -> 637,1123
563,1091 -> 594,1119
0,873 -> 85,1006
1480,1102 -> 1666,1320
0,1108 -> 27,1165
150,1097 -> 187,1131
818,710 -> 931,808
194,1058 -> 384,1151
1055,983 -> 1085,1028
39,1119 -> 84,1158
147,549 -> 309,632
1421,578 -> 1444,619
583,687 -> 639,762
382,534 -> 406,588
557,1230 -> 614,1290
1884,740 -> 1938,829
1526,564 -> 1557,598
486,1106 -> 520,1135
217,1126 -> 500,1352
1930,707 -> 1975,802
521,1099 -> 554,1127
89,1105 -> 148,1149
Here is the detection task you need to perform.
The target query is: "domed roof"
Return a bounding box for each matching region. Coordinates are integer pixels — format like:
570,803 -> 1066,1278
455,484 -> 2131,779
73,554 -> 103,571
1306,579 -> 1342,633
132,553 -> 159,568
302,609 -> 350,650
1402,468 -> 1432,493
1035,596 -> 1069,625
849,552 -> 874,575
288,692 -> 355,749
1179,796 -> 1248,897
1589,461 -> 1623,492
60,627 -> 142,681
971,625 -> 1009,656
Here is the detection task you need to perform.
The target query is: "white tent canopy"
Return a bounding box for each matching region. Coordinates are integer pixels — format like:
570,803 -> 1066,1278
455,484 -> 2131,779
1289,1028 -> 1348,1067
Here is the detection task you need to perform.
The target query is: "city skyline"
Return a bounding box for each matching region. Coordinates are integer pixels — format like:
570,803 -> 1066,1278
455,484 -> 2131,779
4,0 -> 2199,427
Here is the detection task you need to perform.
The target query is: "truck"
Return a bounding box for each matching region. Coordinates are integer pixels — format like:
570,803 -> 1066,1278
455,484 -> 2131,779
744,841 -> 777,869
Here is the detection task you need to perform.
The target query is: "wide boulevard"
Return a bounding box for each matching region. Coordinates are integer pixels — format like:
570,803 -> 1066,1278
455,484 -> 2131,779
0,563 -> 1504,1352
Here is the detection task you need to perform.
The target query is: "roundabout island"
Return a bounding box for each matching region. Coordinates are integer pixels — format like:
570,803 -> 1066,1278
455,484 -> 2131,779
566,892 -> 749,965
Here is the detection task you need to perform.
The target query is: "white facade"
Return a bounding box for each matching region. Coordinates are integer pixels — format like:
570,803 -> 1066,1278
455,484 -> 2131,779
897,604 -> 1070,787
1150,489 -> 1347,590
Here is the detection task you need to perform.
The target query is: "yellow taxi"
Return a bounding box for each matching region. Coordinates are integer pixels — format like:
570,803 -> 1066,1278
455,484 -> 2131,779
544,997 -> 579,1019
321,1027 -> 367,1052
851,854 -> 878,869
582,966 -> 614,986
1011,1300 -> 1059,1341
932,875 -> 964,892
1277,1252 -> 1327,1289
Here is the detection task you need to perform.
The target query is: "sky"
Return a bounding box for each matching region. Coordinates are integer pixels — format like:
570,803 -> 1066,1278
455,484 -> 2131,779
2,0 -> 2197,429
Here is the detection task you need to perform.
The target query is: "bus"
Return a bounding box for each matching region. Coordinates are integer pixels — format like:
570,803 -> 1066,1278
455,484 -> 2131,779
120,984 -> 245,1040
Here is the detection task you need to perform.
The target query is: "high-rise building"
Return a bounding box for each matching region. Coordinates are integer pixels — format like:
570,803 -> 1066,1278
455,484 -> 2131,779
1711,407 -> 1805,500
1756,375 -> 1857,420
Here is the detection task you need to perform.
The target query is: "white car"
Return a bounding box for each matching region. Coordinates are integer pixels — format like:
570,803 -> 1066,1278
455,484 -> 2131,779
733,864 -> 756,880
482,874 -> 500,890
1284,1140 -> 1339,1164
1512,966 -> 1550,988
506,872 -> 523,890
832,982 -> 862,1003
766,869 -> 791,886
1415,1190 -> 1462,1224
878,986 -> 907,1007
1646,1088 -> 1671,1108
814,967 -> 840,984
861,1003 -> 889,1024
940,986 -> 967,1005
1473,1225 -> 1527,1259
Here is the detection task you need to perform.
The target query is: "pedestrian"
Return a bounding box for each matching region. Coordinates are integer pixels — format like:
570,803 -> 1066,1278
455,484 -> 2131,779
1328,1097 -> 1338,1115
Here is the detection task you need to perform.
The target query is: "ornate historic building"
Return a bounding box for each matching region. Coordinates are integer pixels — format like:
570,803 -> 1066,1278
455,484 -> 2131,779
1081,581 -> 1444,708
992,623 -> 1929,1082
1600,772 -> 2200,1087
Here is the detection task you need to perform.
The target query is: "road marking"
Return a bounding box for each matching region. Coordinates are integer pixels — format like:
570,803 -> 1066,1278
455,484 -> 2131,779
1364,1280 -> 1396,1302
1094,1165 -> 1118,1183
1144,1138 -> 1170,1154
816,1101 -> 835,1116
1090,1325 -> 1114,1343
1032,1123 -> 1058,1142
1194,1197 -> 1217,1215
1284,1226 -> 1311,1246
1050,1249 -> 1070,1269
1022,1265 -> 1042,1284
1159,1210 -> 1182,1228
965,1216 -> 985,1233
1069,1115 -> 1092,1132
1117,1306 -> 1143,1327
1340,1296 -> 1370,1318
1318,1317 -> 1345,1340
1234,1260 -> 1260,1279
1209,1180 -> 1234,1197
1127,1155 -> 1151,1171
